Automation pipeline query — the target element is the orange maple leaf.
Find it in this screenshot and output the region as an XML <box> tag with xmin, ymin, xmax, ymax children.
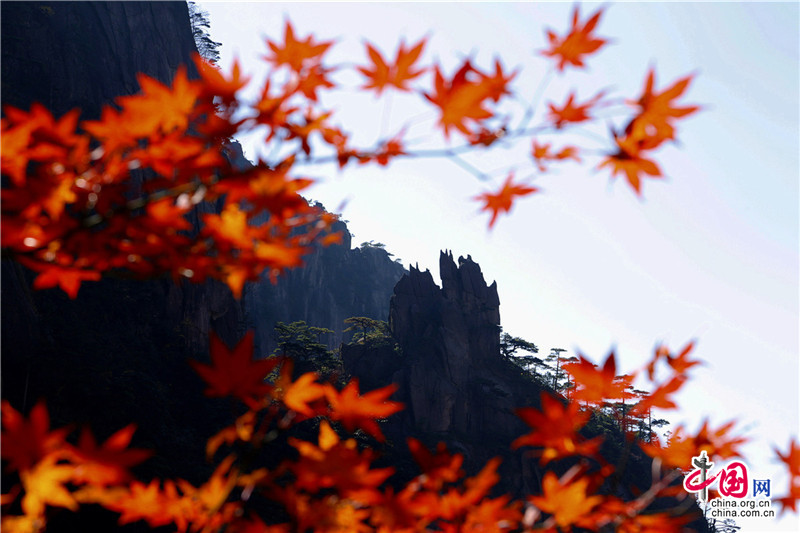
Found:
<box><xmin>407</xmin><ymin>438</ymin><xmax>464</xmax><ymax>490</ymax></box>
<box><xmin>426</xmin><ymin>457</ymin><xmax>504</xmax><ymax>523</ymax></box>
<box><xmin>531</xmin><ymin>140</ymin><xmax>581</xmax><ymax>172</ymax></box>
<box><xmin>480</xmin><ymin>59</ymin><xmax>517</xmax><ymax>103</ymax></box>
<box><xmin>774</xmin><ymin>439</ymin><xmax>800</xmax><ymax>514</ymax></box>
<box><xmin>542</xmin><ymin>6</ymin><xmax>608</xmax><ymax>71</ymax></box>
<box><xmin>190</xmin><ymin>331</ymin><xmax>279</xmax><ymax>407</ymax></box>
<box><xmin>776</xmin><ymin>439</ymin><xmax>800</xmax><ymax>478</ymax></box>
<box><xmin>1</xmin><ymin>401</ymin><xmax>70</xmax><ymax>473</ymax></box>
<box><xmin>424</xmin><ymin>60</ymin><xmax>497</xmax><ymax>139</ymax></box>
<box><xmin>474</xmin><ymin>172</ymin><xmax>538</xmax><ymax>229</ymax></box>
<box><xmin>296</xmin><ymin>64</ymin><xmax>336</xmax><ymax>101</ymax></box>
<box><xmin>19</xmin><ymin>456</ymin><xmax>78</xmax><ymax>518</ymax></box>
<box><xmin>101</xmin><ymin>479</ymin><xmax>182</xmax><ymax>529</ymax></box>
<box><xmin>463</xmin><ymin>494</ymin><xmax>522</xmax><ymax>532</ymax></box>
<box><xmin>565</xmin><ymin>352</ymin><xmax>632</xmax><ymax>404</ymax></box>
<box><xmin>626</xmin><ymin>69</ymin><xmax>699</xmax><ymax>147</ymax></box>
<box><xmin>264</xmin><ymin>21</ymin><xmax>333</xmax><ymax>73</ymax></box>
<box><xmin>597</xmin><ymin>132</ymin><xmax>662</xmax><ymax>196</ymax></box>
<box><xmin>529</xmin><ymin>472</ymin><xmax>602</xmax><ymax>529</ymax></box>
<box><xmin>285</xmin><ymin>108</ymin><xmax>333</xmax><ymax>155</ymax></box>
<box><xmin>324</xmin><ymin>380</ymin><xmax>403</xmax><ymax>441</ymax></box>
<box><xmin>363</xmin><ymin>132</ymin><xmax>407</xmax><ymax>166</ymax></box>
<box><xmin>0</xmin><ymin>119</ymin><xmax>34</xmax><ymax>186</ymax></box>
<box><xmin>193</xmin><ymin>54</ymin><xmax>251</xmax><ymax>105</ymax></box>
<box><xmin>145</xmin><ymin>198</ymin><xmax>192</xmax><ymax>232</ymax></box>
<box><xmin>68</xmin><ymin>425</ymin><xmax>153</xmax><ymax>486</ymax></box>
<box><xmin>281</xmin><ymin>372</ymin><xmax>327</xmax><ymax>417</ymax></box>
<box><xmin>358</xmin><ymin>38</ymin><xmax>427</xmax><ymax>95</ymax></box>
<box><xmin>252</xmin><ymin>79</ymin><xmax>298</xmax><ymax>137</ymax></box>
<box><xmin>513</xmin><ymin>393</ymin><xmax>601</xmax><ymax>464</ymax></box>
<box><xmin>289</xmin><ymin>420</ymin><xmax>394</xmax><ymax>494</ymax></box>
<box><xmin>547</xmin><ymin>90</ymin><xmax>605</xmax><ymax>128</ymax></box>
<box><xmin>664</xmin><ymin>340</ymin><xmax>702</xmax><ymax>375</ymax></box>
<box><xmin>630</xmin><ymin>375</ymin><xmax>686</xmax><ymax>415</ymax></box>
<box><xmin>117</xmin><ymin>66</ymin><xmax>199</xmax><ymax>137</ymax></box>
<box><xmin>23</xmin><ymin>262</ymin><xmax>100</xmax><ymax>300</ymax></box>
<box><xmin>641</xmin><ymin>420</ymin><xmax>747</xmax><ymax>469</ymax></box>
<box><xmin>206</xmin><ymin>410</ymin><xmax>257</xmax><ymax>459</ymax></box>
<box><xmin>201</xmin><ymin>203</ymin><xmax>253</xmax><ymax>251</ymax></box>
<box><xmin>468</xmin><ymin>126</ymin><xmax>507</xmax><ymax>147</ymax></box>
<box><xmin>175</xmin><ymin>456</ymin><xmax>239</xmax><ymax>531</ymax></box>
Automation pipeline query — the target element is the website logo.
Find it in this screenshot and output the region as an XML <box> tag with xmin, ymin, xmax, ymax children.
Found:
<box><xmin>683</xmin><ymin>451</ymin><xmax>750</xmax><ymax>501</ymax></box>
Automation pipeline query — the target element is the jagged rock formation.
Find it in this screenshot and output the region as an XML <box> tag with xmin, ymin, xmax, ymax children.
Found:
<box><xmin>352</xmin><ymin>251</ymin><xmax>543</xmax><ymax>495</ymax></box>
<box><xmin>344</xmin><ymin>252</ymin><xmax>709</xmax><ymax>531</ymax></box>
<box><xmin>389</xmin><ymin>251</ymin><xmax>514</xmax><ymax>435</ymax></box>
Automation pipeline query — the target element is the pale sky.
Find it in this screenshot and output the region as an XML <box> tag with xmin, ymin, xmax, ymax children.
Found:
<box><xmin>198</xmin><ymin>3</ymin><xmax>799</xmax><ymax>529</ymax></box>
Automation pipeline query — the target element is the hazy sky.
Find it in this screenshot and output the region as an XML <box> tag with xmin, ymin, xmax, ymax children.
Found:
<box><xmin>198</xmin><ymin>3</ymin><xmax>799</xmax><ymax>529</ymax></box>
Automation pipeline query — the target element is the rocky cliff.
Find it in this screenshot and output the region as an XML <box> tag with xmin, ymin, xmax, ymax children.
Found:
<box><xmin>0</xmin><ymin>0</ymin><xmax>403</xmax><ymax>481</ymax></box>
<box><xmin>245</xmin><ymin>230</ymin><xmax>405</xmax><ymax>357</ymax></box>
<box><xmin>345</xmin><ymin>251</ymin><xmax>543</xmax><ymax>495</ymax></box>
<box><xmin>344</xmin><ymin>252</ymin><xmax>708</xmax><ymax>529</ymax></box>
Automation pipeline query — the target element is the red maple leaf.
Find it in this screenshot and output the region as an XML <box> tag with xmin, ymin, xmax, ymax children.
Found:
<box><xmin>193</xmin><ymin>55</ymin><xmax>251</xmax><ymax>105</ymax></box>
<box><xmin>358</xmin><ymin>38</ymin><xmax>427</xmax><ymax>95</ymax></box>
<box><xmin>1</xmin><ymin>401</ymin><xmax>70</xmax><ymax>473</ymax></box>
<box><xmin>626</xmin><ymin>69</ymin><xmax>699</xmax><ymax>147</ymax></box>
<box><xmin>597</xmin><ymin>132</ymin><xmax>662</xmax><ymax>196</ymax></box>
<box><xmin>664</xmin><ymin>340</ymin><xmax>702</xmax><ymax>375</ymax></box>
<box><xmin>281</xmin><ymin>372</ymin><xmax>327</xmax><ymax>417</ymax></box>
<box><xmin>542</xmin><ymin>6</ymin><xmax>608</xmax><ymax>71</ymax></box>
<box><xmin>190</xmin><ymin>331</ymin><xmax>279</xmax><ymax>407</ymax></box>
<box><xmin>566</xmin><ymin>352</ymin><xmax>633</xmax><ymax>404</ymax></box>
<box><xmin>117</xmin><ymin>66</ymin><xmax>199</xmax><ymax>137</ymax></box>
<box><xmin>473</xmin><ymin>172</ymin><xmax>538</xmax><ymax>229</ymax></box>
<box><xmin>68</xmin><ymin>425</ymin><xmax>153</xmax><ymax>486</ymax></box>
<box><xmin>424</xmin><ymin>60</ymin><xmax>497</xmax><ymax>139</ymax></box>
<box><xmin>263</xmin><ymin>21</ymin><xmax>333</xmax><ymax>73</ymax></box>
<box><xmin>630</xmin><ymin>375</ymin><xmax>686</xmax><ymax>415</ymax></box>
<box><xmin>513</xmin><ymin>393</ymin><xmax>601</xmax><ymax>464</ymax></box>
<box><xmin>774</xmin><ymin>439</ymin><xmax>800</xmax><ymax>514</ymax></box>
<box><xmin>296</xmin><ymin>65</ymin><xmax>336</xmax><ymax>102</ymax></box>
<box><xmin>324</xmin><ymin>380</ymin><xmax>403</xmax><ymax>442</ymax></box>
<box><xmin>530</xmin><ymin>472</ymin><xmax>603</xmax><ymax>530</ymax></box>
<box><xmin>531</xmin><ymin>140</ymin><xmax>581</xmax><ymax>172</ymax></box>
<box><xmin>28</xmin><ymin>263</ymin><xmax>101</xmax><ymax>299</ymax></box>
<box><xmin>547</xmin><ymin>90</ymin><xmax>606</xmax><ymax>128</ymax></box>
<box><xmin>407</xmin><ymin>438</ymin><xmax>464</xmax><ymax>489</ymax></box>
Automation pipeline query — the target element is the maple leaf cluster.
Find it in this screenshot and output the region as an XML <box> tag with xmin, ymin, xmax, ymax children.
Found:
<box><xmin>4</xmin><ymin>330</ymin><xmax>798</xmax><ymax>532</ymax></box>
<box><xmin>0</xmin><ymin>58</ymin><xmax>339</xmax><ymax>299</ymax></box>
<box><xmin>1</xmin><ymin>6</ymin><xmax>701</xmax><ymax>302</ymax></box>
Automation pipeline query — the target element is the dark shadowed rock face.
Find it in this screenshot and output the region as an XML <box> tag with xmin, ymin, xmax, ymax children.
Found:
<box><xmin>1</xmin><ymin>1</ymin><xmax>244</xmax><ymax>487</ymax></box>
<box><xmin>348</xmin><ymin>252</ymin><xmax>708</xmax><ymax>531</ymax></box>
<box><xmin>1</xmin><ymin>2</ymin><xmax>201</xmax><ymax>121</ymax></box>
<box><xmin>0</xmin><ymin>0</ymin><xmax>404</xmax><ymax>486</ymax></box>
<box><xmin>378</xmin><ymin>251</ymin><xmax>545</xmax><ymax>495</ymax></box>
<box><xmin>245</xmin><ymin>230</ymin><xmax>406</xmax><ymax>357</ymax></box>
<box><xmin>389</xmin><ymin>251</ymin><xmax>515</xmax><ymax>434</ymax></box>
